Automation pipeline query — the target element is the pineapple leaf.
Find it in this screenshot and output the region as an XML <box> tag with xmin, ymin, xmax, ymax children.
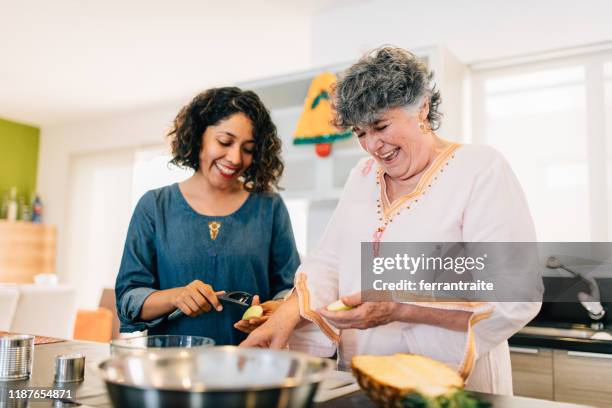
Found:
<box><xmin>400</xmin><ymin>389</ymin><xmax>491</xmax><ymax>408</ymax></box>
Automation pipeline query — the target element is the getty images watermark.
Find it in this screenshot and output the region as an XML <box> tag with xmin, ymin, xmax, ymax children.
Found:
<box><xmin>361</xmin><ymin>242</ymin><xmax>612</xmax><ymax>303</ymax></box>
<box><xmin>372</xmin><ymin>252</ymin><xmax>492</xmax><ymax>292</ymax></box>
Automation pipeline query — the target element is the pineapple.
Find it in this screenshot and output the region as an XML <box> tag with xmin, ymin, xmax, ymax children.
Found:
<box><xmin>351</xmin><ymin>354</ymin><xmax>489</xmax><ymax>408</ymax></box>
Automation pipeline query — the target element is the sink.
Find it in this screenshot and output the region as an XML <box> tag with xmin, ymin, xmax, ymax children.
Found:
<box><xmin>591</xmin><ymin>332</ymin><xmax>612</xmax><ymax>340</ymax></box>
<box><xmin>519</xmin><ymin>325</ymin><xmax>612</xmax><ymax>341</ymax></box>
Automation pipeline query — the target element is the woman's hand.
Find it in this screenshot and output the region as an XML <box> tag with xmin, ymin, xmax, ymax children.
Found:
<box><xmin>172</xmin><ymin>280</ymin><xmax>225</xmax><ymax>317</ymax></box>
<box><xmin>318</xmin><ymin>292</ymin><xmax>400</xmax><ymax>330</ymax></box>
<box><xmin>319</xmin><ymin>291</ymin><xmax>471</xmax><ymax>332</ymax></box>
<box><xmin>240</xmin><ymin>292</ymin><xmax>301</xmax><ymax>348</ymax></box>
<box><xmin>234</xmin><ymin>295</ymin><xmax>284</xmax><ymax>334</ymax></box>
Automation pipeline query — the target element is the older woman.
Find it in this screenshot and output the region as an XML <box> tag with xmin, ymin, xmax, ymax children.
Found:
<box><xmin>241</xmin><ymin>47</ymin><xmax>541</xmax><ymax>394</ymax></box>
<box><xmin>115</xmin><ymin>87</ymin><xmax>300</xmax><ymax>345</ymax></box>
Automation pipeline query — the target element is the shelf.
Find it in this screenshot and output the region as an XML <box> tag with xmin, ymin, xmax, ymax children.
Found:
<box><xmin>0</xmin><ymin>220</ymin><xmax>57</xmax><ymax>283</ymax></box>
<box><xmin>241</xmin><ymin>45</ymin><xmax>465</xmax><ymax>202</ymax></box>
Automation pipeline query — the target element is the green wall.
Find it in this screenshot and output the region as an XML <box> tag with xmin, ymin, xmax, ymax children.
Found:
<box><xmin>0</xmin><ymin>117</ymin><xmax>40</xmax><ymax>197</ymax></box>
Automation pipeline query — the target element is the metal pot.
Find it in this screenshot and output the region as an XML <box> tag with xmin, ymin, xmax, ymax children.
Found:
<box><xmin>98</xmin><ymin>346</ymin><xmax>334</xmax><ymax>408</ymax></box>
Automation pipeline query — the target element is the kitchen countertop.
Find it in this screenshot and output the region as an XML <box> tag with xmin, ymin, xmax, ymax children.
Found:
<box><xmin>0</xmin><ymin>340</ymin><xmax>591</xmax><ymax>407</ymax></box>
<box><xmin>317</xmin><ymin>391</ymin><xmax>591</xmax><ymax>408</ymax></box>
<box><xmin>510</xmin><ymin>322</ymin><xmax>612</xmax><ymax>354</ymax></box>
<box><xmin>0</xmin><ymin>340</ymin><xmax>110</xmax><ymax>407</ymax></box>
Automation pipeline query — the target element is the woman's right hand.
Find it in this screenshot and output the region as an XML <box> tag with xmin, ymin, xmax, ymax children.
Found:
<box><xmin>171</xmin><ymin>280</ymin><xmax>225</xmax><ymax>317</ymax></box>
<box><xmin>240</xmin><ymin>292</ymin><xmax>301</xmax><ymax>348</ymax></box>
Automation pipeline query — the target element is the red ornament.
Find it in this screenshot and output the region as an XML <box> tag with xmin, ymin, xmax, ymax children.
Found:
<box><xmin>315</xmin><ymin>143</ymin><xmax>332</xmax><ymax>157</ymax></box>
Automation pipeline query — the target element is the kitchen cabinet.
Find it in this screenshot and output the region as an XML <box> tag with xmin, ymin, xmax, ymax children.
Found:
<box><xmin>510</xmin><ymin>346</ymin><xmax>554</xmax><ymax>400</ymax></box>
<box><xmin>0</xmin><ymin>220</ymin><xmax>56</xmax><ymax>283</ymax></box>
<box><xmin>511</xmin><ymin>346</ymin><xmax>612</xmax><ymax>408</ymax></box>
<box><xmin>553</xmin><ymin>349</ymin><xmax>612</xmax><ymax>407</ymax></box>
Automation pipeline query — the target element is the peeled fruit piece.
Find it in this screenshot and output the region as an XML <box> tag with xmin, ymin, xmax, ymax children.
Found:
<box><xmin>241</xmin><ymin>305</ymin><xmax>263</xmax><ymax>320</ymax></box>
<box><xmin>326</xmin><ymin>299</ymin><xmax>353</xmax><ymax>312</ymax></box>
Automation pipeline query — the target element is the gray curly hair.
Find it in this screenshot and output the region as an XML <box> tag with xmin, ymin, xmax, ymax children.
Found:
<box><xmin>333</xmin><ymin>46</ymin><xmax>442</xmax><ymax>130</ymax></box>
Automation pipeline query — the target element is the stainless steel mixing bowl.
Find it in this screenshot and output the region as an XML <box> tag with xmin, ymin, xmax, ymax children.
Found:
<box><xmin>110</xmin><ymin>335</ymin><xmax>215</xmax><ymax>357</ymax></box>
<box><xmin>98</xmin><ymin>346</ymin><xmax>334</xmax><ymax>408</ymax></box>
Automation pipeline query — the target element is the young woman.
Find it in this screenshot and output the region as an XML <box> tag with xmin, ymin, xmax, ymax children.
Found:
<box><xmin>115</xmin><ymin>87</ymin><xmax>300</xmax><ymax>345</ymax></box>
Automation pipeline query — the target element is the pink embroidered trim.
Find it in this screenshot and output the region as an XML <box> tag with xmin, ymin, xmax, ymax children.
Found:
<box><xmin>373</xmin><ymin>228</ymin><xmax>384</xmax><ymax>257</ymax></box>
<box><xmin>361</xmin><ymin>159</ymin><xmax>374</xmax><ymax>177</ymax></box>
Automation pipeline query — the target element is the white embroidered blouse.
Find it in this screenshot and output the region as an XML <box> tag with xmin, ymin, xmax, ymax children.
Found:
<box><xmin>288</xmin><ymin>143</ymin><xmax>541</xmax><ymax>395</ymax></box>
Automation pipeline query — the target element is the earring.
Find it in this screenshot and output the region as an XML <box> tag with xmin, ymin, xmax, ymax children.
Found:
<box><xmin>418</xmin><ymin>121</ymin><xmax>426</xmax><ymax>131</ymax></box>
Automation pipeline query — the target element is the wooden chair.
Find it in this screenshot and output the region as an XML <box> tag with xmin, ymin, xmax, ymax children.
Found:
<box><xmin>73</xmin><ymin>308</ymin><xmax>113</xmax><ymax>342</ymax></box>
<box><xmin>99</xmin><ymin>288</ymin><xmax>120</xmax><ymax>340</ymax></box>
<box><xmin>73</xmin><ymin>288</ymin><xmax>120</xmax><ymax>342</ymax></box>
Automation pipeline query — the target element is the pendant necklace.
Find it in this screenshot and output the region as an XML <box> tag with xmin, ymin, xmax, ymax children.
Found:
<box><xmin>208</xmin><ymin>221</ymin><xmax>222</xmax><ymax>240</ymax></box>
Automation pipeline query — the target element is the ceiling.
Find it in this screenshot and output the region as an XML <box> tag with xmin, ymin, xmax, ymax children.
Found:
<box><xmin>4</xmin><ymin>0</ymin><xmax>610</xmax><ymax>129</ymax></box>
<box><xmin>0</xmin><ymin>0</ymin><xmax>357</xmax><ymax>127</ymax></box>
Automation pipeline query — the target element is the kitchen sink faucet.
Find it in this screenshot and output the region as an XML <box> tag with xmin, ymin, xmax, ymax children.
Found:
<box><xmin>546</xmin><ymin>256</ymin><xmax>606</xmax><ymax>321</ymax></box>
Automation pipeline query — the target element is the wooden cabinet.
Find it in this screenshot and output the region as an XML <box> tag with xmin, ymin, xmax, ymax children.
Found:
<box><xmin>510</xmin><ymin>346</ymin><xmax>554</xmax><ymax>400</ymax></box>
<box><xmin>553</xmin><ymin>349</ymin><xmax>612</xmax><ymax>408</ymax></box>
<box><xmin>511</xmin><ymin>346</ymin><xmax>612</xmax><ymax>408</ymax></box>
<box><xmin>0</xmin><ymin>220</ymin><xmax>56</xmax><ymax>283</ymax></box>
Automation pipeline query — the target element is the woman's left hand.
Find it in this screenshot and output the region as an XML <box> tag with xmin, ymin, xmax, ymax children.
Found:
<box><xmin>234</xmin><ymin>296</ymin><xmax>284</xmax><ymax>334</ymax></box>
<box><xmin>318</xmin><ymin>292</ymin><xmax>399</xmax><ymax>330</ymax></box>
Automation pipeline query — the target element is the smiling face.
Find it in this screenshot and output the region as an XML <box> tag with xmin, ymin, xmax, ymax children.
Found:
<box><xmin>355</xmin><ymin>105</ymin><xmax>435</xmax><ymax>182</ymax></box>
<box><xmin>199</xmin><ymin>112</ymin><xmax>255</xmax><ymax>190</ymax></box>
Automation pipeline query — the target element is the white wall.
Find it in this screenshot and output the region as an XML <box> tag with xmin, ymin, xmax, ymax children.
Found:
<box><xmin>310</xmin><ymin>0</ymin><xmax>612</xmax><ymax>244</ymax></box>
<box><xmin>311</xmin><ymin>0</ymin><xmax>612</xmax><ymax>66</ymax></box>
<box><xmin>37</xmin><ymin>102</ymin><xmax>181</xmax><ymax>284</ymax></box>
<box><xmin>65</xmin><ymin>149</ymin><xmax>134</xmax><ymax>308</ymax></box>
<box><xmin>2</xmin><ymin>1</ymin><xmax>317</xmax><ymax>127</ymax></box>
<box><xmin>37</xmin><ymin>0</ymin><xmax>612</xmax><ymax>290</ymax></box>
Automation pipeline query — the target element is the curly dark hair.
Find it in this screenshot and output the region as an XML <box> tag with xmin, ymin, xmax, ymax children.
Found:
<box><xmin>333</xmin><ymin>46</ymin><xmax>442</xmax><ymax>130</ymax></box>
<box><xmin>167</xmin><ymin>87</ymin><xmax>284</xmax><ymax>192</ymax></box>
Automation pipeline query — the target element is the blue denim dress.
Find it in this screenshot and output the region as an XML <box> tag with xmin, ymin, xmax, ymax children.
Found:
<box><xmin>115</xmin><ymin>183</ymin><xmax>299</xmax><ymax>345</ymax></box>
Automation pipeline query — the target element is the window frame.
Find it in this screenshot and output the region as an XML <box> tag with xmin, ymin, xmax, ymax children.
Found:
<box><xmin>470</xmin><ymin>49</ymin><xmax>612</xmax><ymax>241</ymax></box>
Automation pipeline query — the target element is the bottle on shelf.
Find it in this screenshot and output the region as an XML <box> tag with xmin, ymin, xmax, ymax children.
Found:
<box><xmin>19</xmin><ymin>195</ymin><xmax>31</xmax><ymax>221</ymax></box>
<box><xmin>31</xmin><ymin>195</ymin><xmax>43</xmax><ymax>224</ymax></box>
<box><xmin>6</xmin><ymin>187</ymin><xmax>18</xmax><ymax>222</ymax></box>
<box><xmin>0</xmin><ymin>191</ymin><xmax>8</xmax><ymax>219</ymax></box>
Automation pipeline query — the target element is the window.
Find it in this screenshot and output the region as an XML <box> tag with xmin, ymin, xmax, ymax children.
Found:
<box><xmin>66</xmin><ymin>148</ymin><xmax>135</xmax><ymax>309</ymax></box>
<box><xmin>131</xmin><ymin>146</ymin><xmax>192</xmax><ymax>208</ymax></box>
<box><xmin>604</xmin><ymin>61</ymin><xmax>612</xmax><ymax>241</ymax></box>
<box><xmin>65</xmin><ymin>146</ymin><xmax>191</xmax><ymax>309</ymax></box>
<box><xmin>471</xmin><ymin>51</ymin><xmax>612</xmax><ymax>241</ymax></box>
